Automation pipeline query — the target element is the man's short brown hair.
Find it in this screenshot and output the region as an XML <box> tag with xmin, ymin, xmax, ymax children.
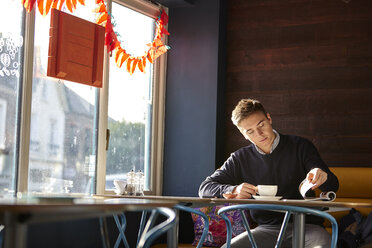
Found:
<box><xmin>231</xmin><ymin>99</ymin><xmax>268</xmax><ymax>126</ymax></box>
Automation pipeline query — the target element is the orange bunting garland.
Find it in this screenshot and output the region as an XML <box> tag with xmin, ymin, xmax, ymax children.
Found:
<box><xmin>22</xmin><ymin>0</ymin><xmax>84</xmax><ymax>16</ymax></box>
<box><xmin>94</xmin><ymin>0</ymin><xmax>170</xmax><ymax>74</ymax></box>
<box><xmin>20</xmin><ymin>0</ymin><xmax>170</xmax><ymax>75</ymax></box>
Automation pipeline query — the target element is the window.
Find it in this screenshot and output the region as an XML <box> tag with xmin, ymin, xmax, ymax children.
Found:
<box><xmin>28</xmin><ymin>2</ymin><xmax>98</xmax><ymax>194</ymax></box>
<box><xmin>30</xmin><ymin>114</ymin><xmax>40</xmax><ymax>152</ymax></box>
<box><xmin>105</xmin><ymin>2</ymin><xmax>155</xmax><ymax>192</ymax></box>
<box><xmin>1</xmin><ymin>0</ymin><xmax>167</xmax><ymax>196</ymax></box>
<box><xmin>0</xmin><ymin>99</ymin><xmax>7</xmax><ymax>149</ymax></box>
<box><xmin>97</xmin><ymin>0</ymin><xmax>168</xmax><ymax>195</ymax></box>
<box><xmin>48</xmin><ymin>119</ymin><xmax>59</xmax><ymax>156</ymax></box>
<box><xmin>0</xmin><ymin>0</ymin><xmax>24</xmax><ymax>196</ymax></box>
<box><xmin>67</xmin><ymin>125</ymin><xmax>78</xmax><ymax>156</ymax></box>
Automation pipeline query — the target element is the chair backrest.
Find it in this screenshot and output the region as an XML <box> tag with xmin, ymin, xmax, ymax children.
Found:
<box><xmin>217</xmin><ymin>204</ymin><xmax>338</xmax><ymax>248</ymax></box>
<box><xmin>174</xmin><ymin>205</ymin><xmax>210</xmax><ymax>248</ymax></box>
<box><xmin>137</xmin><ymin>207</ymin><xmax>176</xmax><ymax>248</ymax></box>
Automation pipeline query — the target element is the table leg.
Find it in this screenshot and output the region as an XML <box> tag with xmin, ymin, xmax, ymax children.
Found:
<box><xmin>4</xmin><ymin>213</ymin><xmax>27</xmax><ymax>248</ymax></box>
<box><xmin>137</xmin><ymin>210</ymin><xmax>148</xmax><ymax>246</ymax></box>
<box><xmin>167</xmin><ymin>208</ymin><xmax>179</xmax><ymax>248</ymax></box>
<box><xmin>293</xmin><ymin>213</ymin><xmax>305</xmax><ymax>248</ymax></box>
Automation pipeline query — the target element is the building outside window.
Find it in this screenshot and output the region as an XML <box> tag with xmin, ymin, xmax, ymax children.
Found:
<box><xmin>29</xmin><ymin>114</ymin><xmax>40</xmax><ymax>152</ymax></box>
<box><xmin>0</xmin><ymin>0</ymin><xmax>167</xmax><ymax>196</ymax></box>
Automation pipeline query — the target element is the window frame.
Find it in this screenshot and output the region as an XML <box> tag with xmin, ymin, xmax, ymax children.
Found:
<box><xmin>15</xmin><ymin>0</ymin><xmax>168</xmax><ymax>195</ymax></box>
<box><xmin>17</xmin><ymin>8</ymin><xmax>36</xmax><ymax>193</ymax></box>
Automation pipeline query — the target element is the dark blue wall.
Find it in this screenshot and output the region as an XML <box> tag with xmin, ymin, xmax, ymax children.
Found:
<box><xmin>162</xmin><ymin>0</ymin><xmax>224</xmax><ymax>196</ymax></box>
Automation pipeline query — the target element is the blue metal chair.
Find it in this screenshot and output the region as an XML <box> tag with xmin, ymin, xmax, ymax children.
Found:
<box><xmin>113</xmin><ymin>213</ymin><xmax>130</xmax><ymax>248</ymax></box>
<box><xmin>108</xmin><ymin>205</ymin><xmax>207</xmax><ymax>248</ymax></box>
<box><xmin>174</xmin><ymin>205</ymin><xmax>210</xmax><ymax>248</ymax></box>
<box><xmin>107</xmin><ymin>210</ymin><xmax>151</xmax><ymax>248</ymax></box>
<box><xmin>137</xmin><ymin>207</ymin><xmax>176</xmax><ymax>248</ymax></box>
<box><xmin>0</xmin><ymin>225</ymin><xmax>3</xmax><ymax>248</ymax></box>
<box><xmin>218</xmin><ymin>204</ymin><xmax>338</xmax><ymax>248</ymax></box>
<box><xmin>103</xmin><ymin>207</ymin><xmax>175</xmax><ymax>248</ymax></box>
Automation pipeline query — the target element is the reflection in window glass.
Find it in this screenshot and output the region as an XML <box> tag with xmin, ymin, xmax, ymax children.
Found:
<box><xmin>0</xmin><ymin>0</ymin><xmax>24</xmax><ymax>196</ymax></box>
<box><xmin>106</xmin><ymin>3</ymin><xmax>155</xmax><ymax>190</ymax></box>
<box><xmin>28</xmin><ymin>4</ymin><xmax>99</xmax><ymax>194</ymax></box>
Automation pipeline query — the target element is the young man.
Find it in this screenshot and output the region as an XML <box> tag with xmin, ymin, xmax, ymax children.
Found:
<box><xmin>199</xmin><ymin>99</ymin><xmax>339</xmax><ymax>248</ymax></box>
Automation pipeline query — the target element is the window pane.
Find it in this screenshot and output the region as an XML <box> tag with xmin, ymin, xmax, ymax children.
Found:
<box><xmin>106</xmin><ymin>3</ymin><xmax>155</xmax><ymax>190</ymax></box>
<box><xmin>29</xmin><ymin>4</ymin><xmax>99</xmax><ymax>194</ymax></box>
<box><xmin>0</xmin><ymin>0</ymin><xmax>24</xmax><ymax>196</ymax></box>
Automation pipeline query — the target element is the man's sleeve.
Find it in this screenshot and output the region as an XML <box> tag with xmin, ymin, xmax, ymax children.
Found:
<box><xmin>302</xmin><ymin>139</ymin><xmax>339</xmax><ymax>192</ymax></box>
<box><xmin>198</xmin><ymin>155</ymin><xmax>241</xmax><ymax>198</ymax></box>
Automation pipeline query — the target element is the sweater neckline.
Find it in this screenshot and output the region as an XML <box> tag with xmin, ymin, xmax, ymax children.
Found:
<box><xmin>256</xmin><ymin>133</ymin><xmax>287</xmax><ymax>157</ymax></box>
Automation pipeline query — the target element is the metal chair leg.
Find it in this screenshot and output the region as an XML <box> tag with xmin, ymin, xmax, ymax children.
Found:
<box><xmin>113</xmin><ymin>213</ymin><xmax>130</xmax><ymax>248</ymax></box>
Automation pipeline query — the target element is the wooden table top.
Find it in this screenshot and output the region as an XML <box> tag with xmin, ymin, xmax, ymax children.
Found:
<box><xmin>0</xmin><ymin>195</ymin><xmax>177</xmax><ymax>213</ymax></box>
<box><xmin>95</xmin><ymin>194</ymin><xmax>372</xmax><ymax>209</ymax></box>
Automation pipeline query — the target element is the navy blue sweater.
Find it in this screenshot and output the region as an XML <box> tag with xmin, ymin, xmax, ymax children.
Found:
<box><xmin>199</xmin><ymin>134</ymin><xmax>339</xmax><ymax>225</ymax></box>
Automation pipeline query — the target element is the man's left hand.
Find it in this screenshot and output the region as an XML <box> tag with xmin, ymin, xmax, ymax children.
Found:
<box><xmin>306</xmin><ymin>168</ymin><xmax>328</xmax><ymax>190</ymax></box>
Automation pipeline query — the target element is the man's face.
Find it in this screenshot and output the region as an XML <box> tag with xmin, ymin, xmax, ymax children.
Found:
<box><xmin>237</xmin><ymin>111</ymin><xmax>275</xmax><ymax>153</ymax></box>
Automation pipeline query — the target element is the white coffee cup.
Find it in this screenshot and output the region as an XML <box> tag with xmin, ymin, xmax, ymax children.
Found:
<box><xmin>113</xmin><ymin>179</ymin><xmax>127</xmax><ymax>195</ymax></box>
<box><xmin>257</xmin><ymin>185</ymin><xmax>278</xmax><ymax>196</ymax></box>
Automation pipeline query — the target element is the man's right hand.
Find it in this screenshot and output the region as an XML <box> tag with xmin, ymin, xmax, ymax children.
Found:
<box><xmin>223</xmin><ymin>183</ymin><xmax>258</xmax><ymax>199</ymax></box>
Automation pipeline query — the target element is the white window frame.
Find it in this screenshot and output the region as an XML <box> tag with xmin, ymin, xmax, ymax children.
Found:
<box><xmin>16</xmin><ymin>0</ymin><xmax>168</xmax><ymax>195</ymax></box>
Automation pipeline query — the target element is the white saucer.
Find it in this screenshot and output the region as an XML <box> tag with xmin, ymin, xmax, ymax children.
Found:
<box><xmin>252</xmin><ymin>195</ymin><xmax>282</xmax><ymax>201</ymax></box>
